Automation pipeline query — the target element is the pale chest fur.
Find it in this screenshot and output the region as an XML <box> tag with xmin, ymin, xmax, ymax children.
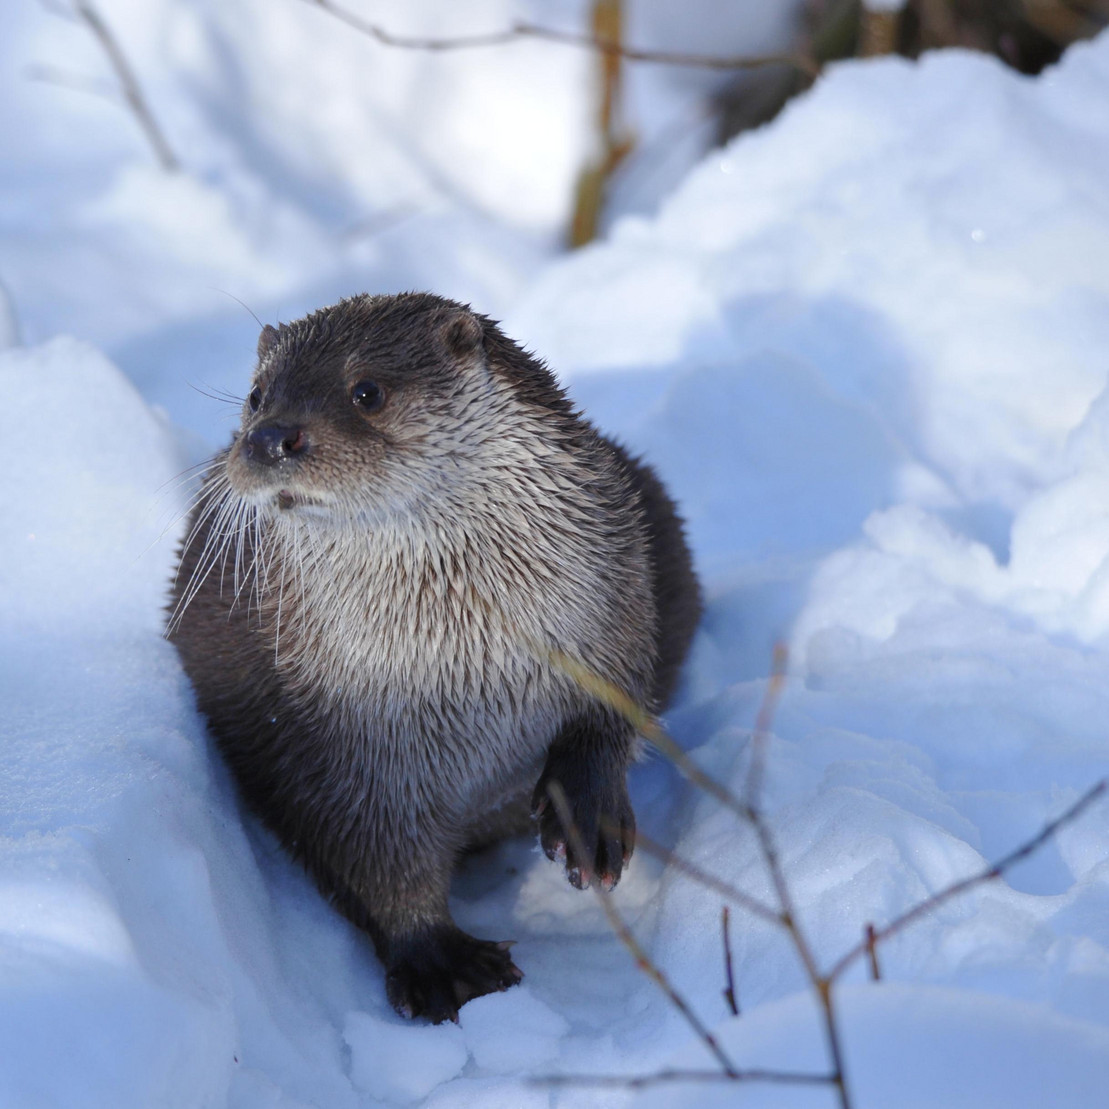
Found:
<box><xmin>259</xmin><ymin>488</ymin><xmax>641</xmax><ymax>796</ymax></box>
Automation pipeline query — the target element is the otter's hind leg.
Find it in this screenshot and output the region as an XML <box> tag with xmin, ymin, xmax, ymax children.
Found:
<box><xmin>309</xmin><ymin>808</ymin><xmax>523</xmax><ymax>1023</ymax></box>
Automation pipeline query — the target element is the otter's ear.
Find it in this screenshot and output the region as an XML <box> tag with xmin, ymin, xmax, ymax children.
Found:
<box><xmin>257</xmin><ymin>324</ymin><xmax>280</xmax><ymax>362</ymax></box>
<box><xmin>440</xmin><ymin>310</ymin><xmax>484</xmax><ymax>360</ymax></box>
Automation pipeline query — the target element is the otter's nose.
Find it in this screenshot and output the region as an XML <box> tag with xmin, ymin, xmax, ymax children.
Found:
<box><xmin>245</xmin><ymin>424</ymin><xmax>308</xmax><ymax>466</ymax></box>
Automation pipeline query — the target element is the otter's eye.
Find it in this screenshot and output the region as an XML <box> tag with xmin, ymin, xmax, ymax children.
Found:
<box><xmin>351</xmin><ymin>380</ymin><xmax>385</xmax><ymax>412</ymax></box>
<box><xmin>248</xmin><ymin>386</ymin><xmax>262</xmax><ymax>412</ymax></box>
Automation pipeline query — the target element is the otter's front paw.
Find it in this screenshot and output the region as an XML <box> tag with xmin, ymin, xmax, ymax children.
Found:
<box><xmin>385</xmin><ymin>926</ymin><xmax>523</xmax><ymax>1024</ymax></box>
<box><xmin>532</xmin><ymin>770</ymin><xmax>636</xmax><ymax>892</ymax></box>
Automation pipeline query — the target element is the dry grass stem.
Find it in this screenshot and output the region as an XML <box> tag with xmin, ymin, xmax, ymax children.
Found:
<box><xmin>743</xmin><ymin>642</ymin><xmax>788</xmax><ymax>809</ymax></box>
<box><xmin>549</xmin><ymin>648</ymin><xmax>755</xmax><ymax>825</ymax></box>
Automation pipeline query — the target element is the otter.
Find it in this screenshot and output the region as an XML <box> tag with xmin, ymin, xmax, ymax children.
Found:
<box><xmin>169</xmin><ymin>292</ymin><xmax>701</xmax><ymax>1023</ymax></box>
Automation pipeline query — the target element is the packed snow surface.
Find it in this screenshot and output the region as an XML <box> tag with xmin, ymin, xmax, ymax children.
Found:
<box><xmin>3</xmin><ymin>13</ymin><xmax>1109</xmax><ymax>1109</ymax></box>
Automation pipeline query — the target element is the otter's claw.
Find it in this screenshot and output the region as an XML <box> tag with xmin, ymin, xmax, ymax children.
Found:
<box><xmin>532</xmin><ymin>775</ymin><xmax>636</xmax><ymax>891</ymax></box>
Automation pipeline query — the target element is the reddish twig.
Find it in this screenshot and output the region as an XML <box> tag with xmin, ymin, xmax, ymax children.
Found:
<box><xmin>865</xmin><ymin>924</ymin><xmax>881</xmax><ymax>982</ymax></box>
<box><xmin>301</xmin><ymin>0</ymin><xmax>821</xmax><ymax>78</ymax></box>
<box><xmin>722</xmin><ymin>906</ymin><xmax>739</xmax><ymax>1016</ymax></box>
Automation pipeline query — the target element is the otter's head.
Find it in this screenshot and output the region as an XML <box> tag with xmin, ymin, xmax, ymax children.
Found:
<box><xmin>224</xmin><ymin>293</ymin><xmax>572</xmax><ymax>526</ymax></box>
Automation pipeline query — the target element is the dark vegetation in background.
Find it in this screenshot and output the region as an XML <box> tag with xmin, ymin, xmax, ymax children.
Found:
<box><xmin>575</xmin><ymin>0</ymin><xmax>1109</xmax><ymax>241</ymax></box>
<box><xmin>717</xmin><ymin>0</ymin><xmax>1108</xmax><ymax>165</ymax></box>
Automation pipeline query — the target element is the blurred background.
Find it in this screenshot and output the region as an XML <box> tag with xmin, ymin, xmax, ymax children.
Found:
<box><xmin>1</xmin><ymin>0</ymin><xmax>1105</xmax><ymax>436</ymax></box>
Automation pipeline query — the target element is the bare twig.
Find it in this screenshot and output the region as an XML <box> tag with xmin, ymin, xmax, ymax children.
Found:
<box><xmin>26</xmin><ymin>63</ymin><xmax>118</xmax><ymax>100</ymax></box>
<box><xmin>735</xmin><ymin>653</ymin><xmax>852</xmax><ymax>1106</ymax></box>
<box><xmin>722</xmin><ymin>907</ymin><xmax>739</xmax><ymax>1016</ymax></box>
<box><xmin>748</xmin><ymin>803</ymin><xmax>853</xmax><ymax>1109</ymax></box>
<box><xmin>555</xmin><ymin>649</ymin><xmax>851</xmax><ymax>1105</ymax></box>
<box><xmin>632</xmin><ymin>827</ymin><xmax>783</xmax><ymax>927</ymax></box>
<box><xmin>546</xmin><ymin>782</ymin><xmax>743</xmax><ymax>1078</ymax></box>
<box><xmin>301</xmin><ymin>0</ymin><xmax>821</xmax><ymax>78</ymax></box>
<box><xmin>69</xmin><ymin>0</ymin><xmax>180</xmax><ymax>170</ymax></box>
<box><xmin>827</xmin><ymin>779</ymin><xmax>1108</xmax><ymax>982</ymax></box>
<box><xmin>865</xmin><ymin>923</ymin><xmax>881</xmax><ymax>982</ymax></box>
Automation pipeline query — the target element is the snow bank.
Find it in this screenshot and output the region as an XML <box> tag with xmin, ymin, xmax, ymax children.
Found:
<box><xmin>4</xmin><ymin>23</ymin><xmax>1109</xmax><ymax>1109</ymax></box>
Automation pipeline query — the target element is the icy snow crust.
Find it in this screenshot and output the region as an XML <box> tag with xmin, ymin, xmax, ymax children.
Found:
<box><xmin>4</xmin><ymin>29</ymin><xmax>1109</xmax><ymax>1109</ymax></box>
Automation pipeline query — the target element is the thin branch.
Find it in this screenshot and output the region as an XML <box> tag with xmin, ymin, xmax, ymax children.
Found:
<box><xmin>546</xmin><ymin>782</ymin><xmax>741</xmax><ymax>1078</ymax></box>
<box><xmin>301</xmin><ymin>0</ymin><xmax>821</xmax><ymax>78</ymax></box>
<box><xmin>864</xmin><ymin>924</ymin><xmax>881</xmax><ymax>982</ymax></box>
<box><xmin>537</xmin><ymin>1066</ymin><xmax>836</xmax><ymax>1090</ymax></box>
<box><xmin>749</xmin><ymin>809</ymin><xmax>853</xmax><ymax>1109</ymax></box>
<box><xmin>827</xmin><ymin>779</ymin><xmax>1107</xmax><ymax>982</ymax></box>
<box><xmin>71</xmin><ymin>0</ymin><xmax>180</xmax><ymax>170</ymax></box>
<box><xmin>720</xmin><ymin>651</ymin><xmax>853</xmax><ymax>1109</ymax></box>
<box><xmin>633</xmin><ymin>827</ymin><xmax>784</xmax><ymax>928</ymax></box>
<box><xmin>25</xmin><ymin>64</ymin><xmax>118</xmax><ymax>100</ymax></box>
<box><xmin>722</xmin><ymin>907</ymin><xmax>739</xmax><ymax>1016</ymax></box>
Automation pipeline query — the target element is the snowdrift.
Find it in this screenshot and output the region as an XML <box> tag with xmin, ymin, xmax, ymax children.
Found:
<box><xmin>4</xmin><ymin>30</ymin><xmax>1109</xmax><ymax>1109</ymax></box>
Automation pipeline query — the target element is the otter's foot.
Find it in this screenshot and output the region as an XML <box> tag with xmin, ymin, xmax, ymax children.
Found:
<box><xmin>532</xmin><ymin>763</ymin><xmax>636</xmax><ymax>892</ymax></box>
<box><xmin>385</xmin><ymin>926</ymin><xmax>523</xmax><ymax>1023</ymax></box>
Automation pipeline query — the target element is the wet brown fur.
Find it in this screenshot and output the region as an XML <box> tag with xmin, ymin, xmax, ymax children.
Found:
<box><xmin>169</xmin><ymin>292</ymin><xmax>701</xmax><ymax>1022</ymax></box>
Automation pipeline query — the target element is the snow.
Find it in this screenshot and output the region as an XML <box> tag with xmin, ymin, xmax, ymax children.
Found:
<box><xmin>3</xmin><ymin>5</ymin><xmax>1109</xmax><ymax>1107</ymax></box>
<box><xmin>640</xmin><ymin>985</ymin><xmax>1109</xmax><ymax>1109</ymax></box>
<box><xmin>344</xmin><ymin>1013</ymin><xmax>468</xmax><ymax>1102</ymax></box>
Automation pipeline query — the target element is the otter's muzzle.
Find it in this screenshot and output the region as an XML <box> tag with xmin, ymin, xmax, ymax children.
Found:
<box><xmin>245</xmin><ymin>425</ymin><xmax>308</xmax><ymax>466</ymax></box>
